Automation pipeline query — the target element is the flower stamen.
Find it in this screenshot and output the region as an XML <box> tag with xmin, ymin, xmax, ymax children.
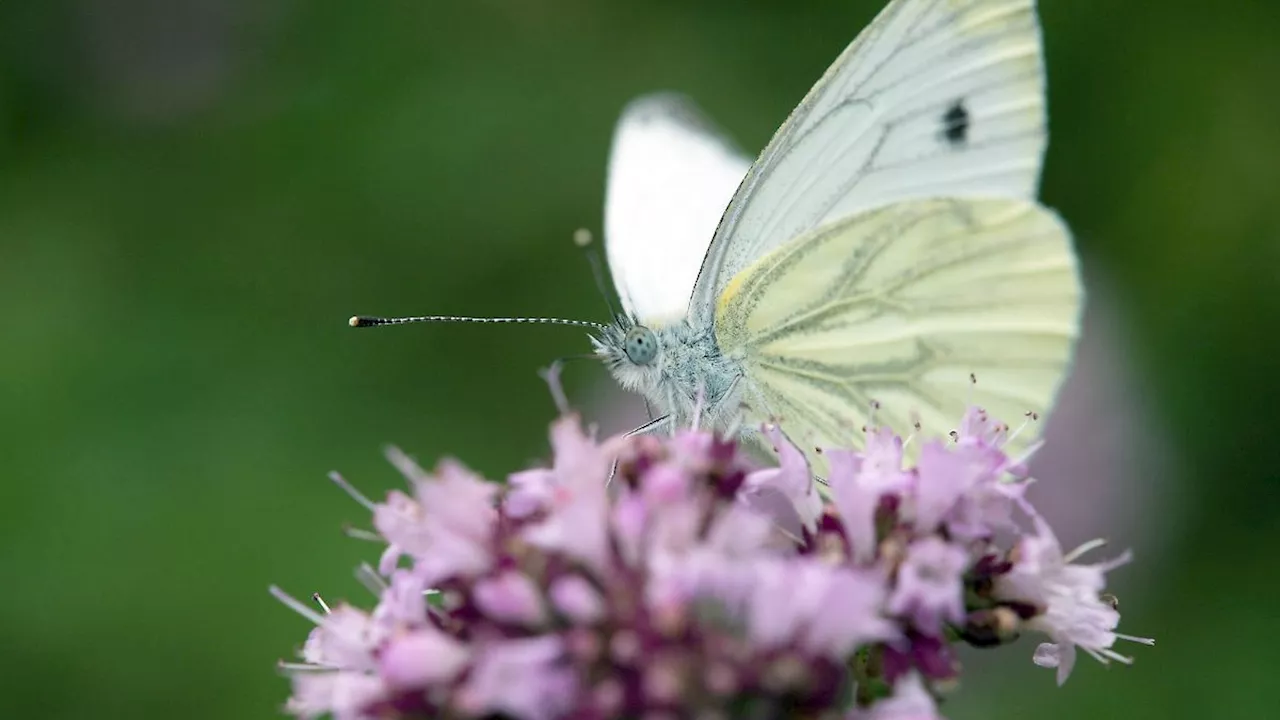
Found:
<box><xmin>328</xmin><ymin>471</ymin><xmax>376</xmax><ymax>512</ymax></box>
<box><xmin>269</xmin><ymin>585</ymin><xmax>327</xmax><ymax>626</ymax></box>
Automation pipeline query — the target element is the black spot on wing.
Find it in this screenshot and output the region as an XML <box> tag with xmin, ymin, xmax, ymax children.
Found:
<box><xmin>942</xmin><ymin>100</ymin><xmax>970</xmax><ymax>146</ymax></box>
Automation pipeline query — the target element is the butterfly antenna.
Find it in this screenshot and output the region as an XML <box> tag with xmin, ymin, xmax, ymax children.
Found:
<box><xmin>349</xmin><ymin>315</ymin><xmax>607</xmax><ymax>330</ymax></box>
<box><xmin>573</xmin><ymin>228</ymin><xmax>624</xmax><ymax>325</ymax></box>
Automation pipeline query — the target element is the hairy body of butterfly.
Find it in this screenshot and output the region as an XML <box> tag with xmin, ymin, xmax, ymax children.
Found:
<box><xmin>593</xmin><ymin>319</ymin><xmax>746</xmax><ymax>433</ymax></box>
<box><xmin>593</xmin><ymin>0</ymin><xmax>1082</xmax><ymax>472</ymax></box>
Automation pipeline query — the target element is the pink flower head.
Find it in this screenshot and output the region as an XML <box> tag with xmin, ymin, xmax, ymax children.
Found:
<box><xmin>954</xmin><ymin>405</ymin><xmax>1036</xmax><ymax>479</ymax></box>
<box><xmin>645</xmin><ymin>503</ymin><xmax>776</xmax><ymax>613</ymax></box>
<box><xmin>803</xmin><ymin>566</ymin><xmax>901</xmax><ymax>657</ymax></box>
<box><xmin>370</xmin><ymin>570</ymin><xmax>427</xmax><ymax>636</ymax></box>
<box><xmin>548</xmin><ymin>574</ymin><xmax>606</xmax><ymax>624</ymax></box>
<box><xmin>639</xmin><ymin>459</ymin><xmax>694</xmax><ymax>506</ymax></box>
<box><xmin>274</xmin><ymin>402</ymin><xmax>1151</xmax><ymax>717</ymax></box>
<box><xmin>945</xmin><ymin>470</ymin><xmax>1025</xmax><ymax>541</ymax></box>
<box><xmin>912</xmin><ymin>442</ymin><xmax>988</xmax><ymax>534</ymax></box>
<box><xmin>887</xmin><ymin>537</ymin><xmax>969</xmax><ymax>635</ymax></box>
<box><xmin>912</xmin><ymin>440</ymin><xmax>1025</xmax><ymax>541</ymax></box>
<box><xmin>456</xmin><ymin>637</ymin><xmax>576</xmax><ymax>720</ymax></box>
<box><xmin>995</xmin><ymin>510</ymin><xmax>1154</xmax><ymax>684</ymax></box>
<box><xmin>302</xmin><ymin>604</ymin><xmax>382</xmax><ymax>671</ymax></box>
<box><xmin>848</xmin><ymin>673</ymin><xmax>944</xmax><ymax>720</ymax></box>
<box><xmin>742</xmin><ymin>425</ymin><xmax>823</xmax><ymax>538</ymax></box>
<box><xmin>270</xmin><ymin>587</ymin><xmax>390</xmax><ymax>720</ymax></box>
<box><xmin>474</xmin><ymin>570</ymin><xmax>548</xmax><ymax>626</ymax></box>
<box><xmin>957</xmin><ymin>406</ymin><xmax>1006</xmax><ymax>448</ymax></box>
<box><xmin>608</xmin><ymin>488</ymin><xmax>649</xmax><ymax>567</ymax></box>
<box><xmin>286</xmin><ymin>671</ymin><xmax>387</xmax><ymax>720</ymax></box>
<box><xmin>374</xmin><ymin>451</ymin><xmax>497</xmax><ymax>582</ymax></box>
<box><xmin>521</xmin><ymin>416</ymin><xmax>614</xmax><ymax>574</ymax></box>
<box><xmin>504</xmin><ymin>467</ymin><xmax>555</xmax><ymax>519</ymax></box>
<box><xmin>862</xmin><ymin>426</ymin><xmax>910</xmax><ymax>484</ymax></box>
<box><xmin>747</xmin><ymin>558</ymin><xmax>898</xmax><ymax>658</ymax></box>
<box><xmin>826</xmin><ymin>428</ymin><xmax>911</xmax><ymax>563</ymax></box>
<box><xmin>666</xmin><ymin>426</ymin><xmax>737</xmax><ymax>473</ymax></box>
<box><xmin>378</xmin><ymin>627</ymin><xmax>470</xmax><ymax>690</ymax></box>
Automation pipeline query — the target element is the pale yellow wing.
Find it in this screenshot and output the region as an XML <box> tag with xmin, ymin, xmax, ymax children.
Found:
<box><xmin>689</xmin><ymin>0</ymin><xmax>1049</xmax><ymax>326</ymax></box>
<box><xmin>714</xmin><ymin>197</ymin><xmax>1081</xmax><ymax>471</ymax></box>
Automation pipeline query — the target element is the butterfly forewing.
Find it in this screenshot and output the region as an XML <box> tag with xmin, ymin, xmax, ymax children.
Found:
<box><xmin>604</xmin><ymin>94</ymin><xmax>750</xmax><ymax>327</ymax></box>
<box><xmin>714</xmin><ymin>197</ymin><xmax>1081</xmax><ymax>470</ymax></box>
<box><xmin>689</xmin><ymin>0</ymin><xmax>1048</xmax><ymax>325</ymax></box>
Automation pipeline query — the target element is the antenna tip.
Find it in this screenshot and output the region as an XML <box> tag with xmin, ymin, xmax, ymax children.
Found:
<box><xmin>573</xmin><ymin>228</ymin><xmax>593</xmax><ymax>248</ymax></box>
<box><xmin>349</xmin><ymin>316</ymin><xmax>380</xmax><ymax>328</ymax></box>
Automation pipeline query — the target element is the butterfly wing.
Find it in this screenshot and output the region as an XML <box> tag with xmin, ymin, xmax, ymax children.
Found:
<box><xmin>604</xmin><ymin>93</ymin><xmax>751</xmax><ymax>327</ymax></box>
<box><xmin>715</xmin><ymin>198</ymin><xmax>1081</xmax><ymax>468</ymax></box>
<box><xmin>689</xmin><ymin>0</ymin><xmax>1049</xmax><ymax>324</ymax></box>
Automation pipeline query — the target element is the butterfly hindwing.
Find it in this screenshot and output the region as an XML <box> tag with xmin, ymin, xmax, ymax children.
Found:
<box><xmin>714</xmin><ymin>197</ymin><xmax>1081</xmax><ymax>467</ymax></box>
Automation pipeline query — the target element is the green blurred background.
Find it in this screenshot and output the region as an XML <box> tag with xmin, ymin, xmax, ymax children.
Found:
<box><xmin>2</xmin><ymin>0</ymin><xmax>1277</xmax><ymax>718</ymax></box>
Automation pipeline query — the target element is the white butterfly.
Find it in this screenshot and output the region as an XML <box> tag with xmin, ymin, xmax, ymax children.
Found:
<box><xmin>351</xmin><ymin>0</ymin><xmax>1081</xmax><ymax>472</ymax></box>
<box><xmin>593</xmin><ymin>0</ymin><xmax>1082</xmax><ymax>469</ymax></box>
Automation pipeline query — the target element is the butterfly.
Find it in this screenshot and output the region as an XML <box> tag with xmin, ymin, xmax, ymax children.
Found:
<box><xmin>353</xmin><ymin>0</ymin><xmax>1082</xmax><ymax>473</ymax></box>
<box><xmin>592</xmin><ymin>0</ymin><xmax>1081</xmax><ymax>469</ymax></box>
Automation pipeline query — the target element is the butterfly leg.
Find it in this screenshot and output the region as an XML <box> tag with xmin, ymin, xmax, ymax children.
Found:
<box><xmin>664</xmin><ymin>385</ymin><xmax>680</xmax><ymax>436</ymax></box>
<box><xmin>606</xmin><ymin>414</ymin><xmax>673</xmax><ymax>488</ymax></box>
<box><xmin>626</xmin><ymin>414</ymin><xmax>672</xmax><ymax>437</ymax></box>
<box><xmin>694</xmin><ymin>374</ymin><xmax>743</xmax><ymax>435</ymax></box>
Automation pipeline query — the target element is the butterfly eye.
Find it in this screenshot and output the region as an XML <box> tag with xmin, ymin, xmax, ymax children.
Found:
<box><xmin>623</xmin><ymin>326</ymin><xmax>658</xmax><ymax>365</ymax></box>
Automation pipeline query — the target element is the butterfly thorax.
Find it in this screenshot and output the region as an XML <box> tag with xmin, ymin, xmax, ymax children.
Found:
<box><xmin>594</xmin><ymin>317</ymin><xmax>745</xmax><ymax>431</ymax></box>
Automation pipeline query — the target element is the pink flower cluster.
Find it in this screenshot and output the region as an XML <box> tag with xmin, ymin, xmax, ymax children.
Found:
<box><xmin>273</xmin><ymin>407</ymin><xmax>1151</xmax><ymax>719</ymax></box>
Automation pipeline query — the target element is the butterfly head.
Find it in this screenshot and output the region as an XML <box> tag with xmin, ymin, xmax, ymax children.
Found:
<box><xmin>592</xmin><ymin>316</ymin><xmax>667</xmax><ymax>397</ymax></box>
<box><xmin>622</xmin><ymin>326</ymin><xmax>658</xmax><ymax>365</ymax></box>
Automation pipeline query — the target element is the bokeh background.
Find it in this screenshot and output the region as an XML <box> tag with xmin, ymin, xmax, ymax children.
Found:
<box><xmin>3</xmin><ymin>0</ymin><xmax>1277</xmax><ymax>718</ymax></box>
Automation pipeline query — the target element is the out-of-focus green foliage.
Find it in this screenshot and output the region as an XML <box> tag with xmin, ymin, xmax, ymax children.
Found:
<box><xmin>1</xmin><ymin>1</ymin><xmax>1276</xmax><ymax>718</ymax></box>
